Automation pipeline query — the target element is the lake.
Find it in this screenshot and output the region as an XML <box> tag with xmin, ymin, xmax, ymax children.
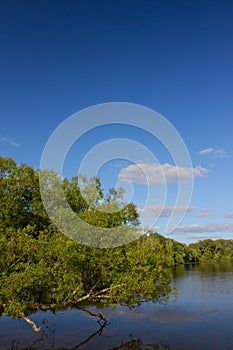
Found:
<box><xmin>1</xmin><ymin>262</ymin><xmax>233</xmax><ymax>349</ymax></box>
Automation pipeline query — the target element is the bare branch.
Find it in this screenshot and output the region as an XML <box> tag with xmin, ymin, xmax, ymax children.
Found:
<box><xmin>91</xmin><ymin>295</ymin><xmax>110</xmax><ymax>300</ymax></box>
<box><xmin>92</xmin><ymin>283</ymin><xmax>125</xmax><ymax>296</ymax></box>
<box><xmin>22</xmin><ymin>316</ymin><xmax>41</xmax><ymax>332</ymax></box>
<box><xmin>74</xmin><ymin>283</ymin><xmax>125</xmax><ymax>303</ymax></box>
<box><xmin>72</xmin><ymin>283</ymin><xmax>82</xmax><ymax>297</ymax></box>
<box><xmin>89</xmin><ymin>277</ymin><xmax>101</xmax><ymax>294</ymax></box>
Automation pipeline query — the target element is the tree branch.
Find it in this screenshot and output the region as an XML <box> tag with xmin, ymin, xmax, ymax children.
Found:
<box><xmin>1</xmin><ymin>283</ymin><xmax>126</xmax><ymax>333</ymax></box>
<box><xmin>73</xmin><ymin>283</ymin><xmax>125</xmax><ymax>303</ymax></box>
<box><xmin>22</xmin><ymin>316</ymin><xmax>41</xmax><ymax>332</ymax></box>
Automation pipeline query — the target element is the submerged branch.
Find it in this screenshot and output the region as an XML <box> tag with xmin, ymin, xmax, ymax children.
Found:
<box><xmin>22</xmin><ymin>316</ymin><xmax>41</xmax><ymax>332</ymax></box>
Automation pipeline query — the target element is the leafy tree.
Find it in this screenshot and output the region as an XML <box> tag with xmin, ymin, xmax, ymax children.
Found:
<box><xmin>0</xmin><ymin>225</ymin><xmax>175</xmax><ymax>328</ymax></box>
<box><xmin>190</xmin><ymin>239</ymin><xmax>233</xmax><ymax>262</ymax></box>
<box><xmin>0</xmin><ymin>157</ymin><xmax>50</xmax><ymax>232</ymax></box>
<box><xmin>0</xmin><ymin>156</ymin><xmax>174</xmax><ymax>331</ymax></box>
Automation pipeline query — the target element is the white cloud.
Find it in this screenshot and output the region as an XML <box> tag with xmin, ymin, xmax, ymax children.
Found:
<box><xmin>199</xmin><ymin>147</ymin><xmax>227</xmax><ymax>158</ymax></box>
<box><xmin>138</xmin><ymin>204</ymin><xmax>197</xmax><ymax>217</ymax></box>
<box><xmin>173</xmin><ymin>223</ymin><xmax>233</xmax><ymax>234</ymax></box>
<box><xmin>195</xmin><ymin>212</ymin><xmax>212</xmax><ymax>218</ymax></box>
<box><xmin>187</xmin><ymin>234</ymin><xmax>222</xmax><ymax>240</ymax></box>
<box><xmin>0</xmin><ymin>137</ymin><xmax>20</xmax><ymax>147</ymax></box>
<box><xmin>199</xmin><ymin>147</ymin><xmax>214</xmax><ymax>155</ymax></box>
<box><xmin>118</xmin><ymin>163</ymin><xmax>208</xmax><ymax>184</ymax></box>
<box><xmin>195</xmin><ymin>207</ymin><xmax>212</xmax><ymax>218</ymax></box>
<box><xmin>193</xmin><ymin>165</ymin><xmax>208</xmax><ymax>177</ymax></box>
<box><xmin>214</xmin><ymin>149</ymin><xmax>227</xmax><ymax>158</ymax></box>
<box><xmin>224</xmin><ymin>212</ymin><xmax>233</xmax><ymax>219</ymax></box>
<box><xmin>150</xmin><ymin>225</ymin><xmax>161</xmax><ymax>232</ymax></box>
<box><xmin>113</xmin><ymin>160</ymin><xmax>130</xmax><ymax>169</ymax></box>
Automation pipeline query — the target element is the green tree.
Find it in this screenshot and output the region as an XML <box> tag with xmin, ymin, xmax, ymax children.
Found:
<box><xmin>0</xmin><ymin>157</ymin><xmax>50</xmax><ymax>232</ymax></box>
<box><xmin>0</xmin><ymin>157</ymin><xmax>175</xmax><ymax>331</ymax></box>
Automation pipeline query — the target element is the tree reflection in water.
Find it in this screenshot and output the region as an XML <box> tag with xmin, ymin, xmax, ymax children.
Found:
<box><xmin>109</xmin><ymin>338</ymin><xmax>171</xmax><ymax>349</ymax></box>
<box><xmin>8</xmin><ymin>325</ymin><xmax>171</xmax><ymax>350</ymax></box>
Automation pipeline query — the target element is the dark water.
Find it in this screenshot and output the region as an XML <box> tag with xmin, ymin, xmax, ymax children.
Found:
<box><xmin>1</xmin><ymin>262</ymin><xmax>233</xmax><ymax>349</ymax></box>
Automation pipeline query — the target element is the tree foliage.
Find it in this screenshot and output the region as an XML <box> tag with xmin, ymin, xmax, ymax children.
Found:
<box><xmin>0</xmin><ymin>157</ymin><xmax>174</xmax><ymax>322</ymax></box>
<box><xmin>189</xmin><ymin>239</ymin><xmax>233</xmax><ymax>262</ymax></box>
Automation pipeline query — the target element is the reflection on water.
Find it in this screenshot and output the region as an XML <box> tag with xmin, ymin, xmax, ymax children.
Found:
<box><xmin>109</xmin><ymin>339</ymin><xmax>171</xmax><ymax>350</ymax></box>
<box><xmin>1</xmin><ymin>262</ymin><xmax>233</xmax><ymax>350</ymax></box>
<box><xmin>7</xmin><ymin>338</ymin><xmax>172</xmax><ymax>350</ymax></box>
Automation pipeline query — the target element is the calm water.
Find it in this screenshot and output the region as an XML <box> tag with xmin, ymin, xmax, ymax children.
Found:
<box><xmin>1</xmin><ymin>262</ymin><xmax>233</xmax><ymax>349</ymax></box>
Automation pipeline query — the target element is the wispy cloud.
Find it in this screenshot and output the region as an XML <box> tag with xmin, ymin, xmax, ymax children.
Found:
<box><xmin>224</xmin><ymin>212</ymin><xmax>233</xmax><ymax>219</ymax></box>
<box><xmin>195</xmin><ymin>207</ymin><xmax>212</xmax><ymax>218</ymax></box>
<box><xmin>0</xmin><ymin>137</ymin><xmax>20</xmax><ymax>147</ymax></box>
<box><xmin>113</xmin><ymin>160</ymin><xmax>130</xmax><ymax>169</ymax></box>
<box><xmin>214</xmin><ymin>149</ymin><xmax>228</xmax><ymax>158</ymax></box>
<box><xmin>138</xmin><ymin>205</ymin><xmax>197</xmax><ymax>217</ymax></box>
<box><xmin>187</xmin><ymin>234</ymin><xmax>222</xmax><ymax>240</ymax></box>
<box><xmin>199</xmin><ymin>147</ymin><xmax>227</xmax><ymax>158</ymax></box>
<box><xmin>173</xmin><ymin>223</ymin><xmax>233</xmax><ymax>234</ymax></box>
<box><xmin>195</xmin><ymin>212</ymin><xmax>212</xmax><ymax>218</ymax></box>
<box><xmin>150</xmin><ymin>225</ymin><xmax>161</xmax><ymax>232</ymax></box>
<box><xmin>139</xmin><ymin>205</ymin><xmax>212</xmax><ymax>219</ymax></box>
<box><xmin>118</xmin><ymin>163</ymin><xmax>208</xmax><ymax>184</ymax></box>
<box><xmin>199</xmin><ymin>147</ymin><xmax>214</xmax><ymax>155</ymax></box>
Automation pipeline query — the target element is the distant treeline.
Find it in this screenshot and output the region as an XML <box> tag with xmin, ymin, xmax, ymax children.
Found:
<box><xmin>155</xmin><ymin>234</ymin><xmax>233</xmax><ymax>264</ymax></box>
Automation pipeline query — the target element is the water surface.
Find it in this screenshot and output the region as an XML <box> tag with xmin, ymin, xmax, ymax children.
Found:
<box><xmin>1</xmin><ymin>262</ymin><xmax>233</xmax><ymax>349</ymax></box>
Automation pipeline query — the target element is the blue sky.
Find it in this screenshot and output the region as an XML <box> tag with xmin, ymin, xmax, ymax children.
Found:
<box><xmin>1</xmin><ymin>0</ymin><xmax>233</xmax><ymax>243</ymax></box>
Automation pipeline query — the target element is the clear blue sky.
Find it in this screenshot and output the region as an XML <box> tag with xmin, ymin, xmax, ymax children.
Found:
<box><xmin>1</xmin><ymin>0</ymin><xmax>233</xmax><ymax>243</ymax></box>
